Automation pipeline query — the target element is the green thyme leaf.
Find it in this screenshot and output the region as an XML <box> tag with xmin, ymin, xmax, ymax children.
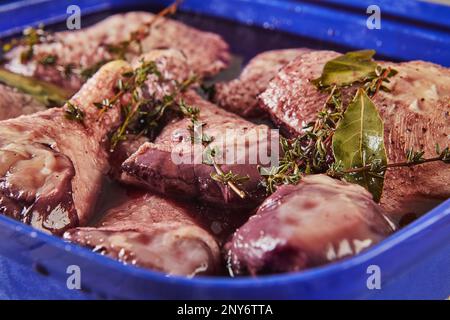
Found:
<box><xmin>211</xmin><ymin>170</ymin><xmax>249</xmax><ymax>186</ymax></box>
<box><xmin>179</xmin><ymin>99</ymin><xmax>200</xmax><ymax>121</ymax></box>
<box><xmin>39</xmin><ymin>54</ymin><xmax>57</xmax><ymax>66</ymax></box>
<box><xmin>64</xmin><ymin>102</ymin><xmax>84</xmax><ymax>124</ymax></box>
<box><xmin>406</xmin><ymin>149</ymin><xmax>425</xmax><ymax>164</ymax></box>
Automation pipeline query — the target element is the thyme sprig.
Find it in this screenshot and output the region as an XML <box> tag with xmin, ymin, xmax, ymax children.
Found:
<box><xmin>105</xmin><ymin>62</ymin><xmax>197</xmax><ymax>151</ymax></box>
<box><xmin>106</xmin><ymin>0</ymin><xmax>183</xmax><ymax>59</ymax></box>
<box><xmin>2</xmin><ymin>25</ymin><xmax>52</xmax><ymax>63</ymax></box>
<box><xmin>97</xmin><ymin>60</ymin><xmax>160</xmax><ymax>121</ymax></box>
<box><xmin>179</xmin><ymin>99</ymin><xmax>214</xmax><ymax>145</ymax></box>
<box><xmin>195</xmin><ymin>127</ymin><xmax>246</xmax><ymax>199</ymax></box>
<box><xmin>259</xmin><ymin>85</ymin><xmax>345</xmax><ymax>194</ymax></box>
<box><xmin>211</xmin><ymin>166</ymin><xmax>249</xmax><ymax>199</ymax></box>
<box><xmin>107</xmin><ymin>60</ymin><xmax>174</xmax><ymax>150</ymax></box>
<box><xmin>96</xmin><ymin>0</ymin><xmax>182</xmax><ymax>75</ymax></box>
<box><xmin>327</xmin><ymin>146</ymin><xmax>450</xmax><ymax>177</ymax></box>
<box><xmin>259</xmin><ymin>137</ymin><xmax>303</xmax><ymax>194</ymax></box>
<box><xmin>207</xmin><ymin>148</ymin><xmax>247</xmax><ymax>199</ymax></box>
<box><xmin>178</xmin><ymin>101</ymin><xmax>247</xmax><ymax>198</ymax></box>
<box><xmin>188</xmin><ymin>121</ymin><xmax>214</xmax><ymax>146</ymax></box>
<box><xmin>3</xmin><ymin>1</ymin><xmax>182</xmax><ymax>82</ymax></box>
<box><xmin>259</xmin><ymin>50</ymin><xmax>400</xmax><ymax>195</ymax></box>
<box><xmin>364</xmin><ymin>66</ymin><xmax>398</xmax><ymax>97</ymax></box>
<box><xmin>179</xmin><ymin>99</ymin><xmax>200</xmax><ymax>121</ymax></box>
<box><xmin>211</xmin><ymin>170</ymin><xmax>250</xmax><ymax>186</ymax></box>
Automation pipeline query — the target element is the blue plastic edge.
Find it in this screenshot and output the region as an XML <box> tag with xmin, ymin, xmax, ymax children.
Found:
<box><xmin>0</xmin><ymin>0</ymin><xmax>449</xmax><ymax>65</ymax></box>
<box><xmin>0</xmin><ymin>197</ymin><xmax>449</xmax><ymax>299</ymax></box>
<box><xmin>0</xmin><ymin>0</ymin><xmax>448</xmax><ymax>299</ymax></box>
<box><xmin>318</xmin><ymin>0</ymin><xmax>450</xmax><ymax>29</ymax></box>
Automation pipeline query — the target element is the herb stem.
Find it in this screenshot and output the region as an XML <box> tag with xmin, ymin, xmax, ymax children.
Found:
<box><xmin>150</xmin><ymin>0</ymin><xmax>183</xmax><ymax>27</ymax></box>
<box><xmin>342</xmin><ymin>156</ymin><xmax>444</xmax><ymax>174</ymax></box>
<box><xmin>211</xmin><ymin>160</ymin><xmax>246</xmax><ymax>199</ymax></box>
<box><xmin>98</xmin><ymin>87</ymin><xmax>126</xmax><ymax>120</ymax></box>
<box><xmin>9</xmin><ymin>1</ymin><xmax>183</xmax><ymax>82</ymax></box>
<box><xmin>373</xmin><ymin>67</ymin><xmax>392</xmax><ymax>97</ymax></box>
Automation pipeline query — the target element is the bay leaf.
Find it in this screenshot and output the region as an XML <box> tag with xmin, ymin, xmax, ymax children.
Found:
<box><xmin>332</xmin><ymin>88</ymin><xmax>387</xmax><ymax>202</ymax></box>
<box><xmin>313</xmin><ymin>50</ymin><xmax>378</xmax><ymax>88</ymax></box>
<box><xmin>0</xmin><ymin>67</ymin><xmax>71</xmax><ymax>107</ymax></box>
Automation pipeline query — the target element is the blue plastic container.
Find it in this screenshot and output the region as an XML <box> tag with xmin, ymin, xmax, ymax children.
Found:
<box><xmin>0</xmin><ymin>0</ymin><xmax>449</xmax><ymax>299</ymax></box>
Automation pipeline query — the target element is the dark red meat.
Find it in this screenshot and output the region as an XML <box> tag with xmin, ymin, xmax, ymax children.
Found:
<box><xmin>226</xmin><ymin>174</ymin><xmax>395</xmax><ymax>276</ymax></box>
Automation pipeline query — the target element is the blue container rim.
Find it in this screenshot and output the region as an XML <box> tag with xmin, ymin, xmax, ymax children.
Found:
<box><xmin>1</xmin><ymin>198</ymin><xmax>448</xmax><ymax>288</ymax></box>
<box><xmin>0</xmin><ymin>0</ymin><xmax>448</xmax><ymax>297</ymax></box>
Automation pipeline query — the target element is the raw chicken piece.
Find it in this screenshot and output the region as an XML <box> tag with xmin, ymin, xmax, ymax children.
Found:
<box><xmin>110</xmin><ymin>135</ymin><xmax>150</xmax><ymax>186</ymax></box>
<box><xmin>0</xmin><ymin>60</ymin><xmax>130</xmax><ymax>234</ymax></box>
<box><xmin>259</xmin><ymin>50</ymin><xmax>450</xmax><ymax>219</ymax></box>
<box><xmin>64</xmin><ymin>193</ymin><xmax>220</xmax><ymax>277</ymax></box>
<box><xmin>226</xmin><ymin>174</ymin><xmax>395</xmax><ymax>276</ymax></box>
<box><xmin>4</xmin><ymin>12</ymin><xmax>230</xmax><ymax>92</ymax></box>
<box><xmin>214</xmin><ymin>48</ymin><xmax>309</xmax><ymax>117</ymax></box>
<box><xmin>0</xmin><ymin>49</ymin><xmax>193</xmax><ymax>234</ymax></box>
<box><xmin>122</xmin><ymin>90</ymin><xmax>276</xmax><ymax>209</ymax></box>
<box><xmin>0</xmin><ymin>83</ymin><xmax>46</xmax><ymax>120</ymax></box>
<box><xmin>110</xmin><ymin>48</ymin><xmax>193</xmax><ymax>186</ymax></box>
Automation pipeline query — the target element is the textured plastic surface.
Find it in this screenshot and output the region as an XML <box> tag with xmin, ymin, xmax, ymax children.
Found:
<box><xmin>0</xmin><ymin>0</ymin><xmax>449</xmax><ymax>299</ymax></box>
